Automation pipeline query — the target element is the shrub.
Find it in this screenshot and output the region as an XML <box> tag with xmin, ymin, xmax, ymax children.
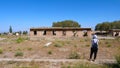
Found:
<box><xmin>116</xmin><ymin>54</ymin><xmax>120</xmax><ymax>65</ymax></box>
<box><xmin>86</xmin><ymin>44</ymin><xmax>90</xmax><ymax>47</ymax></box>
<box><xmin>107</xmin><ymin>44</ymin><xmax>112</xmax><ymax>47</ymax></box>
<box><xmin>48</xmin><ymin>51</ymin><xmax>52</xmax><ymax>55</ymax></box>
<box><xmin>54</xmin><ymin>43</ymin><xmax>63</xmax><ymax>47</ymax></box>
<box><xmin>28</xmin><ymin>48</ymin><xmax>32</xmax><ymax>51</ymax></box>
<box><xmin>16</xmin><ymin>37</ymin><xmax>24</xmax><ymax>43</ymax></box>
<box><xmin>0</xmin><ymin>48</ymin><xmax>3</xmax><ymax>54</ymax></box>
<box><xmin>68</xmin><ymin>51</ymin><xmax>80</xmax><ymax>59</ymax></box>
<box><xmin>15</xmin><ymin>51</ymin><xmax>23</xmax><ymax>57</ymax></box>
<box><xmin>80</xmin><ymin>39</ymin><xmax>84</xmax><ymax>42</ymax></box>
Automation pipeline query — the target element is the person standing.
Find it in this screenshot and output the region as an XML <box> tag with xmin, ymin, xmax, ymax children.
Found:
<box><xmin>89</xmin><ymin>34</ymin><xmax>99</xmax><ymax>62</ymax></box>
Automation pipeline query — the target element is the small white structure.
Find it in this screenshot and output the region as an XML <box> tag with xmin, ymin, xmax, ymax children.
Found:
<box><xmin>16</xmin><ymin>33</ymin><xmax>19</xmax><ymax>36</ymax></box>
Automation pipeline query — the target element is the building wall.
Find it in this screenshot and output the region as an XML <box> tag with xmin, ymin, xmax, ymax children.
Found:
<box><xmin>88</xmin><ymin>31</ymin><xmax>92</xmax><ymax>37</ymax></box>
<box><xmin>66</xmin><ymin>31</ymin><xmax>73</xmax><ymax>37</ymax></box>
<box><xmin>77</xmin><ymin>31</ymin><xmax>84</xmax><ymax>37</ymax></box>
<box><xmin>55</xmin><ymin>31</ymin><xmax>63</xmax><ymax>37</ymax></box>
<box><xmin>113</xmin><ymin>32</ymin><xmax>120</xmax><ymax>36</ymax></box>
<box><xmin>30</xmin><ymin>30</ymin><xmax>92</xmax><ymax>38</ymax></box>
<box><xmin>30</xmin><ymin>31</ymin><xmax>34</xmax><ymax>36</ymax></box>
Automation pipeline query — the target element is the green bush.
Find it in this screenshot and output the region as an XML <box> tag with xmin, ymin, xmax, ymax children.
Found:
<box><xmin>68</xmin><ymin>51</ymin><xmax>80</xmax><ymax>59</ymax></box>
<box><xmin>107</xmin><ymin>44</ymin><xmax>112</xmax><ymax>47</ymax></box>
<box><xmin>0</xmin><ymin>48</ymin><xmax>3</xmax><ymax>54</ymax></box>
<box><xmin>86</xmin><ymin>44</ymin><xmax>90</xmax><ymax>47</ymax></box>
<box><xmin>116</xmin><ymin>54</ymin><xmax>120</xmax><ymax>65</ymax></box>
<box><xmin>48</xmin><ymin>51</ymin><xmax>52</xmax><ymax>55</ymax></box>
<box><xmin>28</xmin><ymin>48</ymin><xmax>32</xmax><ymax>51</ymax></box>
<box><xmin>16</xmin><ymin>37</ymin><xmax>24</xmax><ymax>43</ymax></box>
<box><xmin>54</xmin><ymin>43</ymin><xmax>63</xmax><ymax>47</ymax></box>
<box><xmin>15</xmin><ymin>51</ymin><xmax>23</xmax><ymax>57</ymax></box>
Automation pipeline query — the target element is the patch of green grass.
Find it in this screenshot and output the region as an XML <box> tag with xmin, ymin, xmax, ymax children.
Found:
<box><xmin>107</xmin><ymin>44</ymin><xmax>112</xmax><ymax>47</ymax></box>
<box><xmin>16</xmin><ymin>37</ymin><xmax>24</xmax><ymax>43</ymax></box>
<box><xmin>61</xmin><ymin>65</ymin><xmax>71</xmax><ymax>68</ymax></box>
<box><xmin>68</xmin><ymin>51</ymin><xmax>80</xmax><ymax>59</ymax></box>
<box><xmin>116</xmin><ymin>54</ymin><xmax>120</xmax><ymax>65</ymax></box>
<box><xmin>80</xmin><ymin>39</ymin><xmax>84</xmax><ymax>42</ymax></box>
<box><xmin>85</xmin><ymin>39</ymin><xmax>88</xmax><ymax>42</ymax></box>
<box><xmin>27</xmin><ymin>48</ymin><xmax>32</xmax><ymax>51</ymax></box>
<box><xmin>15</xmin><ymin>51</ymin><xmax>24</xmax><ymax>57</ymax></box>
<box><xmin>48</xmin><ymin>50</ymin><xmax>52</xmax><ymax>55</ymax></box>
<box><xmin>85</xmin><ymin>44</ymin><xmax>90</xmax><ymax>47</ymax></box>
<box><xmin>62</xmin><ymin>62</ymin><xmax>109</xmax><ymax>68</ymax></box>
<box><xmin>0</xmin><ymin>48</ymin><xmax>3</xmax><ymax>54</ymax></box>
<box><xmin>54</xmin><ymin>42</ymin><xmax>63</xmax><ymax>47</ymax></box>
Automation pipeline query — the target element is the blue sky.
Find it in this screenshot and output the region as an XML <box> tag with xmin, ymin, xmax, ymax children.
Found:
<box><xmin>0</xmin><ymin>0</ymin><xmax>120</xmax><ymax>32</ymax></box>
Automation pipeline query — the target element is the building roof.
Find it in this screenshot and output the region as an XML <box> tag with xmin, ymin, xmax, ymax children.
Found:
<box><xmin>30</xmin><ymin>27</ymin><xmax>91</xmax><ymax>31</ymax></box>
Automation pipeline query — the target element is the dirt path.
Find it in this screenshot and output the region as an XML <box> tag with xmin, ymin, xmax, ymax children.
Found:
<box><xmin>0</xmin><ymin>58</ymin><xmax>116</xmax><ymax>64</ymax></box>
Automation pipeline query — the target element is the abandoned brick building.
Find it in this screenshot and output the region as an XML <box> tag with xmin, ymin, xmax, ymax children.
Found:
<box><xmin>30</xmin><ymin>27</ymin><xmax>92</xmax><ymax>38</ymax></box>
<box><xmin>109</xmin><ymin>29</ymin><xmax>120</xmax><ymax>36</ymax></box>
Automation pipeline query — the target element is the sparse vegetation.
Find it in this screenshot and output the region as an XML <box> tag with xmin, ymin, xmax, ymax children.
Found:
<box><xmin>105</xmin><ymin>41</ymin><xmax>109</xmax><ymax>44</ymax></box>
<box><xmin>107</xmin><ymin>44</ymin><xmax>112</xmax><ymax>47</ymax></box>
<box><xmin>48</xmin><ymin>50</ymin><xmax>52</xmax><ymax>55</ymax></box>
<box><xmin>27</xmin><ymin>48</ymin><xmax>32</xmax><ymax>51</ymax></box>
<box><xmin>68</xmin><ymin>51</ymin><xmax>80</xmax><ymax>59</ymax></box>
<box><xmin>115</xmin><ymin>54</ymin><xmax>120</xmax><ymax>67</ymax></box>
<box><xmin>116</xmin><ymin>37</ymin><xmax>120</xmax><ymax>41</ymax></box>
<box><xmin>17</xmin><ymin>48</ymin><xmax>21</xmax><ymax>51</ymax></box>
<box><xmin>16</xmin><ymin>37</ymin><xmax>24</xmax><ymax>43</ymax></box>
<box><xmin>0</xmin><ymin>48</ymin><xmax>3</xmax><ymax>54</ymax></box>
<box><xmin>61</xmin><ymin>62</ymin><xmax>110</xmax><ymax>68</ymax></box>
<box><xmin>54</xmin><ymin>42</ymin><xmax>63</xmax><ymax>47</ymax></box>
<box><xmin>85</xmin><ymin>44</ymin><xmax>90</xmax><ymax>47</ymax></box>
<box><xmin>15</xmin><ymin>51</ymin><xmax>24</xmax><ymax>57</ymax></box>
<box><xmin>0</xmin><ymin>35</ymin><xmax>120</xmax><ymax>67</ymax></box>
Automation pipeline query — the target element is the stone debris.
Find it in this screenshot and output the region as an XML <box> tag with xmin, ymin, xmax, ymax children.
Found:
<box><xmin>44</xmin><ymin>42</ymin><xmax>52</xmax><ymax>47</ymax></box>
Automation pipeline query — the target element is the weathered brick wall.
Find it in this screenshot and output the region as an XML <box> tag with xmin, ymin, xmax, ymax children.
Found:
<box><xmin>66</xmin><ymin>31</ymin><xmax>73</xmax><ymax>37</ymax></box>
<box><xmin>55</xmin><ymin>31</ymin><xmax>63</xmax><ymax>37</ymax></box>
<box><xmin>87</xmin><ymin>31</ymin><xmax>92</xmax><ymax>37</ymax></box>
<box><xmin>30</xmin><ymin>31</ymin><xmax>34</xmax><ymax>36</ymax></box>
<box><xmin>77</xmin><ymin>31</ymin><xmax>84</xmax><ymax>37</ymax></box>
<box><xmin>30</xmin><ymin>30</ymin><xmax>92</xmax><ymax>38</ymax></box>
<box><xmin>37</xmin><ymin>31</ymin><xmax>43</xmax><ymax>36</ymax></box>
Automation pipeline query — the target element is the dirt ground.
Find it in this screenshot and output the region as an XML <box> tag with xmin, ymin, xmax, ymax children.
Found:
<box><xmin>0</xmin><ymin>35</ymin><xmax>120</xmax><ymax>68</ymax></box>
<box><xmin>0</xmin><ymin>36</ymin><xmax>120</xmax><ymax>68</ymax></box>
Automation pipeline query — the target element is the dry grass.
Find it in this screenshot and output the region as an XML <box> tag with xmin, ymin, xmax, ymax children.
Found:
<box><xmin>0</xmin><ymin>35</ymin><xmax>119</xmax><ymax>59</ymax></box>
<box><xmin>0</xmin><ymin>35</ymin><xmax>120</xmax><ymax>68</ymax></box>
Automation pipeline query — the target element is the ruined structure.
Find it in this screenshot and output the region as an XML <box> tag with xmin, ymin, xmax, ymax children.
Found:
<box><xmin>30</xmin><ymin>27</ymin><xmax>92</xmax><ymax>39</ymax></box>
<box><xmin>109</xmin><ymin>29</ymin><xmax>120</xmax><ymax>36</ymax></box>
